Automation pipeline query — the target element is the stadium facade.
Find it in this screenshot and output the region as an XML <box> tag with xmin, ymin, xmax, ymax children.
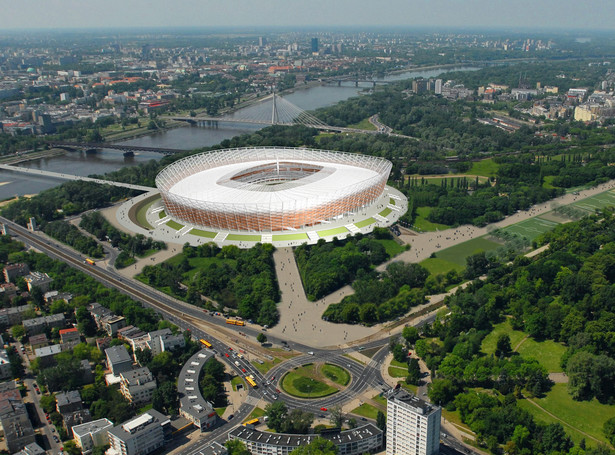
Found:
<box><xmin>156</xmin><ymin>147</ymin><xmax>393</xmax><ymax>233</ymax></box>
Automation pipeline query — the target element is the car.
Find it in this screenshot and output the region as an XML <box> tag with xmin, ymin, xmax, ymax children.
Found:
<box><xmin>228</xmin><ymin>347</ymin><xmax>233</xmax><ymax>351</ymax></box>
<box><xmin>224</xmin><ymin>353</ymin><xmax>230</xmax><ymax>358</ymax></box>
<box><xmin>307</xmin><ymin>351</ymin><xmax>314</xmax><ymax>355</ymax></box>
<box><xmin>228</xmin><ymin>414</ymin><xmax>234</xmax><ymax>420</ymax></box>
<box><xmin>51</xmin><ymin>427</ymin><xmax>55</xmax><ymax>432</ymax></box>
<box><xmin>53</xmin><ymin>435</ymin><xmax>59</xmax><ymax>443</ymax></box>
<box><xmin>276</xmin><ymin>388</ymin><xmax>281</xmax><ymax>394</ymax></box>
<box><xmin>241</xmin><ymin>368</ymin><xmax>246</xmax><ymax>373</ymax></box>
<box><xmin>361</xmin><ymin>417</ymin><xmax>367</xmax><ymax>421</ymax></box>
<box><xmin>35</xmin><ymin>389</ymin><xmax>40</xmax><ymax>394</ymax></box>
<box><xmin>270</xmin><ymin>375</ymin><xmax>275</xmax><ymax>381</ymax></box>
<box><xmin>320</xmin><ymin>407</ymin><xmax>327</xmax><ymax>411</ymax></box>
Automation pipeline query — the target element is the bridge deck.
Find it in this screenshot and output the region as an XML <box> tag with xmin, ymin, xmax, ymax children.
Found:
<box><xmin>0</xmin><ymin>164</ymin><xmax>155</xmax><ymax>192</ymax></box>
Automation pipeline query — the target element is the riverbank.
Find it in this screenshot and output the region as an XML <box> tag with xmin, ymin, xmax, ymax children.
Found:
<box><xmin>0</xmin><ymin>148</ymin><xmax>66</xmax><ymax>165</ymax></box>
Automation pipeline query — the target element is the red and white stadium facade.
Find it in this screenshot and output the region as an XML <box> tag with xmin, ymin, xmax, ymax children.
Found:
<box><xmin>156</xmin><ymin>147</ymin><xmax>393</xmax><ymax>233</ymax></box>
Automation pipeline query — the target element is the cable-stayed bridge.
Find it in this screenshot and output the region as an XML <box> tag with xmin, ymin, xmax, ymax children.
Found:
<box><xmin>169</xmin><ymin>93</ymin><xmax>411</xmax><ymax>138</ymax></box>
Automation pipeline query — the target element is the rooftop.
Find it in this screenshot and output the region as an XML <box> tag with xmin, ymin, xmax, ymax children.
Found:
<box><xmin>34</xmin><ymin>344</ymin><xmax>62</xmax><ymax>358</ymax></box>
<box><xmin>229</xmin><ymin>423</ymin><xmax>382</xmax><ymax>447</ymax></box>
<box><xmin>105</xmin><ymin>345</ymin><xmax>132</xmax><ymax>365</ymax></box>
<box><xmin>56</xmin><ymin>390</ymin><xmax>82</xmax><ymax>408</ymax></box>
<box><xmin>108</xmin><ymin>409</ymin><xmax>169</xmax><ymax>441</ymax></box>
<box><xmin>386</xmin><ymin>387</ymin><xmax>439</xmax><ymax>416</ymax></box>
<box><xmin>178</xmin><ymin>350</ymin><xmax>215</xmax><ymax>420</ymax></box>
<box><xmin>72</xmin><ymin>417</ymin><xmax>114</xmax><ymax>438</ymax></box>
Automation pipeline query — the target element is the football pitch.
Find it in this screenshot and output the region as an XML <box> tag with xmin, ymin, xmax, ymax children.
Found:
<box><xmin>501</xmin><ymin>217</ymin><xmax>561</xmax><ymax>241</ymax></box>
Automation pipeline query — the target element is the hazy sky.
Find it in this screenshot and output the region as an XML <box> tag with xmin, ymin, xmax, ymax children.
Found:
<box><xmin>2</xmin><ymin>0</ymin><xmax>613</xmax><ymax>31</ymax></box>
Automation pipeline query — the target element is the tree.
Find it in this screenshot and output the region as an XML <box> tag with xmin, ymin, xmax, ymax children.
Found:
<box><xmin>495</xmin><ymin>334</ymin><xmax>512</xmax><ymax>357</ymax></box>
<box><xmin>10</xmin><ymin>325</ymin><xmax>25</xmax><ymax>341</ymax></box>
<box><xmin>376</xmin><ymin>410</ymin><xmax>386</xmax><ymax>432</ymax></box>
<box><xmin>329</xmin><ymin>406</ymin><xmax>344</xmax><ymax>428</ymax></box>
<box><xmin>567</xmin><ymin>351</ymin><xmax>596</xmax><ymax>401</ymax></box>
<box><xmin>428</xmin><ymin>378</ymin><xmax>458</xmax><ymax>405</ymax></box>
<box><xmin>39</xmin><ymin>394</ymin><xmax>57</xmax><ymax>414</ymax></box>
<box><xmin>265</xmin><ymin>401</ymin><xmax>288</xmax><ymax>432</ymax></box>
<box><xmin>152</xmin><ymin>381</ymin><xmax>179</xmax><ymax>415</ymax></box>
<box><xmin>402</xmin><ymin>326</ymin><xmax>420</xmax><ymax>346</ymax></box>
<box><xmin>284</xmin><ymin>409</ymin><xmax>314</xmax><ymax>434</ymax></box>
<box><xmin>226</xmin><ymin>440</ymin><xmax>251</xmax><ymax>455</ymax></box>
<box><xmin>290</xmin><ymin>437</ymin><xmax>338</xmax><ymax>455</ymax></box>
<box><xmin>603</xmin><ymin>417</ymin><xmax>615</xmax><ymax>447</ymax></box>
<box><xmin>392</xmin><ymin>343</ymin><xmax>407</xmax><ymax>363</ymax></box>
<box><xmin>257</xmin><ymin>333</ymin><xmax>267</xmax><ymax>344</ymax></box>
<box><xmin>406</xmin><ymin>358</ymin><xmax>421</xmax><ymax>386</ymax></box>
<box><xmin>63</xmin><ymin>440</ymin><xmax>81</xmax><ymax>455</ymax></box>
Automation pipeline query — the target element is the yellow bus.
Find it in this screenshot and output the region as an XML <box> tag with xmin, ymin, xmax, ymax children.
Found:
<box><xmin>226</xmin><ymin>319</ymin><xmax>246</xmax><ymax>326</ymax></box>
<box><xmin>245</xmin><ymin>418</ymin><xmax>259</xmax><ymax>426</ymax></box>
<box><xmin>199</xmin><ymin>339</ymin><xmax>212</xmax><ymax>349</ymax></box>
<box><xmin>245</xmin><ymin>376</ymin><xmax>257</xmax><ymax>388</ymax></box>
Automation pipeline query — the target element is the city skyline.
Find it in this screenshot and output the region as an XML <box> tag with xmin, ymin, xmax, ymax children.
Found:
<box><xmin>2</xmin><ymin>0</ymin><xmax>614</xmax><ymax>32</ymax></box>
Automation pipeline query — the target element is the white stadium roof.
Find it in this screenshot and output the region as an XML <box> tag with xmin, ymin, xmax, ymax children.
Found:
<box><xmin>169</xmin><ymin>159</ymin><xmax>379</xmax><ymax>210</ymax></box>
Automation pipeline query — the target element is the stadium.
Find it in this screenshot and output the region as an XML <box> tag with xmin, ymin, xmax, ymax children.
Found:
<box><xmin>156</xmin><ymin>147</ymin><xmax>395</xmax><ymax>233</ymax></box>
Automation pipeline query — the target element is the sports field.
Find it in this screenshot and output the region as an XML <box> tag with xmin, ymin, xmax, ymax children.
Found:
<box><xmin>500</xmin><ymin>217</ymin><xmax>561</xmax><ymax>241</ymax></box>
<box><xmin>571</xmin><ymin>190</ymin><xmax>615</xmax><ymax>212</ymax></box>
<box><xmin>434</xmin><ymin>236</ymin><xmax>501</xmax><ymax>267</ymax></box>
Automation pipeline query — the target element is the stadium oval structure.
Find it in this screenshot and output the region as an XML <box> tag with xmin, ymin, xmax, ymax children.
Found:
<box><xmin>156</xmin><ymin>147</ymin><xmax>393</xmax><ymax>233</ymax></box>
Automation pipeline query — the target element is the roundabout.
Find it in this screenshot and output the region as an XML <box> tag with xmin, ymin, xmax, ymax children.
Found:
<box><xmin>280</xmin><ymin>362</ymin><xmax>351</xmax><ymax>399</ymax></box>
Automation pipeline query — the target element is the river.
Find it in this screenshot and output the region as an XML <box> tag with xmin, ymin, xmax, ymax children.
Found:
<box><xmin>0</xmin><ymin>66</ymin><xmax>478</xmax><ymax>200</ymax></box>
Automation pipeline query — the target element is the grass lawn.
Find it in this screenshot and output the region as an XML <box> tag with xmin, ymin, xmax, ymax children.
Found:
<box><xmin>481</xmin><ymin>320</ymin><xmax>526</xmax><ymax>355</ymax></box>
<box><xmin>167</xmin><ymin>253</ymin><xmax>237</xmax><ymax>281</ymax></box>
<box><xmin>252</xmin><ymin>357</ymin><xmax>281</xmax><ymax>375</ymax></box>
<box><xmin>388</xmin><ymin>366</ymin><xmax>408</xmax><ymax>378</ymax></box>
<box><xmin>468</xmin><ymin>158</ymin><xmax>499</xmax><ymax>177</ymax></box>
<box><xmin>420</xmin><ymin>257</ymin><xmax>464</xmax><ymax>276</ymax></box>
<box><xmin>400</xmin><ymin>382</ymin><xmax>418</xmax><ymax>394</ymax></box>
<box><xmin>376</xmin><ymin>239</ymin><xmax>406</xmax><ymax>258</ymax></box>
<box><xmin>159</xmin><ymin>210</ymin><xmax>166</xmax><ymax>219</ymax></box>
<box><xmin>390</xmin><ymin>198</ymin><xmax>396</xmax><ymax>205</ymax></box>
<box><xmin>542</xmin><ymin>175</ymin><xmax>556</xmax><ymax>189</ymax></box>
<box><xmin>482</xmin><ymin>320</ymin><xmax>565</xmax><ymax>372</ymax></box>
<box><xmin>321</xmin><ymin>364</ymin><xmax>350</xmax><ymax>386</ymax></box>
<box><xmin>166</xmin><ymin>219</ymin><xmax>184</xmax><ymax>230</ymax></box>
<box><xmin>517</xmin><ymin>338</ymin><xmax>566</xmax><ymax>373</ymax></box>
<box><xmin>243</xmin><ymin>407</ymin><xmax>266</xmax><ymax>423</ymax></box>
<box><xmin>348</xmin><ymin>118</ymin><xmax>377</xmax><ymax>131</ymax></box>
<box><xmin>281</xmin><ymin>365</ymin><xmax>339</xmax><ymax>398</ymax></box>
<box><xmin>191</xmin><ymin>229</ymin><xmax>216</xmax><ymax>238</ymax></box>
<box><xmin>226</xmin><ymin>234</ymin><xmax>262</xmax><ymax>241</ymax></box>
<box><xmin>442</xmin><ymin>409</ymin><xmax>473</xmax><ymax>434</ymax></box>
<box><xmin>501</xmin><ymin>217</ymin><xmax>561</xmax><ymax>241</ymax></box>
<box><xmin>272</xmin><ymin>233</ymin><xmax>309</xmax><ymax>241</ymax></box>
<box><xmin>390</xmin><ymin>359</ymin><xmax>408</xmax><ymax>369</ymax></box>
<box><xmin>231</xmin><ymin>376</ymin><xmax>245</xmax><ymax>391</ymax></box>
<box><xmin>318</xmin><ymin>226</ymin><xmax>348</xmax><ymax>238</ymax></box>
<box><xmin>572</xmin><ymin>190</ymin><xmax>615</xmax><ymax>212</ymax></box>
<box><xmin>519</xmin><ymin>384</ymin><xmax>615</xmax><ymax>445</ymax></box>
<box><xmin>435</xmin><ymin>236</ymin><xmax>501</xmax><ymax>267</ymax></box>
<box><xmin>215</xmin><ymin>407</ymin><xmax>226</xmax><ymax>417</ymax></box>
<box><xmin>359</xmin><ymin>347</ymin><xmax>381</xmax><ymax>359</ymax></box>
<box><xmin>351</xmin><ymin>403</ymin><xmax>379</xmax><ymax>420</ymax></box>
<box><xmin>134</xmin><ymin>197</ymin><xmax>159</xmax><ymax>230</ymax></box>
<box><xmin>379</xmin><ymin>207</ymin><xmax>392</xmax><ymax>217</ymax></box>
<box><xmin>137</xmin><ymin>403</ymin><xmax>153</xmax><ymax>414</ymax></box>
<box><xmin>355</xmin><ymin>218</ymin><xmax>376</xmax><ymax>228</ymax></box>
<box><xmin>372</xmin><ymin>394</ymin><xmax>387</xmax><ymax>407</ymax></box>
<box><xmin>413</xmin><ymin>207</ymin><xmax>451</xmax><ymax>232</ymax></box>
